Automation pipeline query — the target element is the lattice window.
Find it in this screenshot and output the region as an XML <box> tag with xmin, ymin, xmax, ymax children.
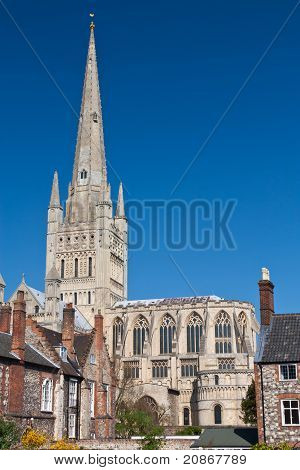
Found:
<box><xmin>160</xmin><ymin>314</ymin><xmax>176</xmax><ymax>354</ymax></box>
<box><xmin>133</xmin><ymin>316</ymin><xmax>149</xmax><ymax>355</ymax></box>
<box><xmin>181</xmin><ymin>359</ymin><xmax>198</xmax><ymax>377</ymax></box>
<box><xmin>187</xmin><ymin>312</ymin><xmax>203</xmax><ymax>353</ymax></box>
<box><xmin>113</xmin><ymin>318</ymin><xmax>124</xmax><ymax>353</ymax></box>
<box><xmin>215</xmin><ymin>311</ymin><xmax>232</xmax><ymax>354</ymax></box>
<box><xmin>152</xmin><ymin>360</ymin><xmax>168</xmax><ymax>378</ymax></box>
<box><xmin>124</xmin><ymin>361</ymin><xmax>140</xmax><ymax>379</ymax></box>
<box><xmin>218</xmin><ymin>358</ymin><xmax>235</xmax><ymax>370</ymax></box>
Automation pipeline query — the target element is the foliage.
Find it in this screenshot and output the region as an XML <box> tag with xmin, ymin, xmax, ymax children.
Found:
<box><xmin>141</xmin><ymin>426</ymin><xmax>164</xmax><ymax>450</ymax></box>
<box><xmin>252</xmin><ymin>441</ymin><xmax>293</xmax><ymax>450</ymax></box>
<box><xmin>175</xmin><ymin>426</ymin><xmax>202</xmax><ymax>436</ymax></box>
<box><xmin>241</xmin><ymin>380</ymin><xmax>257</xmax><ymax>426</ymax></box>
<box><xmin>21</xmin><ymin>428</ymin><xmax>47</xmax><ymax>450</ymax></box>
<box><xmin>49</xmin><ymin>439</ymin><xmax>80</xmax><ymax>450</ymax></box>
<box><xmin>116</xmin><ymin>409</ymin><xmax>156</xmax><ymax>438</ymax></box>
<box><xmin>0</xmin><ymin>417</ymin><xmax>20</xmax><ymax>449</ymax></box>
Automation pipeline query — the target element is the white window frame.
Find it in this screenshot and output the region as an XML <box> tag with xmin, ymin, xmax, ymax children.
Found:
<box><xmin>279</xmin><ymin>364</ymin><xmax>297</xmax><ymax>381</ymax></box>
<box><xmin>90</xmin><ymin>381</ymin><xmax>95</xmax><ymax>418</ymax></box>
<box><xmin>41</xmin><ymin>378</ymin><xmax>53</xmax><ymax>412</ymax></box>
<box><xmin>281</xmin><ymin>399</ymin><xmax>300</xmax><ymax>426</ymax></box>
<box><xmin>69</xmin><ymin>379</ymin><xmax>78</xmax><ymax>407</ymax></box>
<box><xmin>90</xmin><ymin>353</ymin><xmax>96</xmax><ymax>365</ymax></box>
<box><xmin>68</xmin><ymin>413</ymin><xmax>76</xmax><ymax>438</ymax></box>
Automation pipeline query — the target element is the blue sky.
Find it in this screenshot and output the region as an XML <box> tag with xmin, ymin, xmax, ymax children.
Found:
<box><xmin>1</xmin><ymin>0</ymin><xmax>300</xmax><ymax>315</ymax></box>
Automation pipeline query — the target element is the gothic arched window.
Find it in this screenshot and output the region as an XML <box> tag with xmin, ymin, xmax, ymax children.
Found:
<box><xmin>133</xmin><ymin>316</ymin><xmax>149</xmax><ymax>356</ymax></box>
<box><xmin>74</xmin><ymin>258</ymin><xmax>79</xmax><ymax>278</ymax></box>
<box><xmin>187</xmin><ymin>312</ymin><xmax>203</xmax><ymax>353</ymax></box>
<box><xmin>183</xmin><ymin>407</ymin><xmax>190</xmax><ymax>426</ymax></box>
<box><xmin>61</xmin><ymin>259</ymin><xmax>65</xmax><ymax>279</ymax></box>
<box><xmin>214</xmin><ymin>404</ymin><xmax>222</xmax><ymax>424</ymax></box>
<box><xmin>113</xmin><ymin>318</ymin><xmax>124</xmax><ymax>353</ymax></box>
<box><xmin>238</xmin><ymin>311</ymin><xmax>247</xmax><ymax>337</ymax></box>
<box><xmin>215</xmin><ymin>311</ymin><xmax>232</xmax><ymax>354</ymax></box>
<box><xmin>160</xmin><ymin>314</ymin><xmax>176</xmax><ymax>354</ymax></box>
<box><xmin>41</xmin><ymin>378</ymin><xmax>53</xmax><ymax>412</ymax></box>
<box><xmin>88</xmin><ymin>257</ymin><xmax>93</xmax><ymax>277</ymax></box>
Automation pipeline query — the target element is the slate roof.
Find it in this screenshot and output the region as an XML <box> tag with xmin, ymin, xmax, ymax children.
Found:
<box><xmin>256</xmin><ymin>314</ymin><xmax>300</xmax><ymax>363</ymax></box>
<box><xmin>191</xmin><ymin>427</ymin><xmax>258</xmax><ymax>448</ymax></box>
<box><xmin>0</xmin><ymin>332</ymin><xmax>59</xmax><ymax>369</ymax></box>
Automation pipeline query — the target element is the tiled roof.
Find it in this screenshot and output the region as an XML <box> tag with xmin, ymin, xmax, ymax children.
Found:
<box><xmin>257</xmin><ymin>314</ymin><xmax>300</xmax><ymax>363</ymax></box>
<box><xmin>191</xmin><ymin>427</ymin><xmax>258</xmax><ymax>448</ymax></box>
<box><xmin>0</xmin><ymin>332</ymin><xmax>59</xmax><ymax>369</ymax></box>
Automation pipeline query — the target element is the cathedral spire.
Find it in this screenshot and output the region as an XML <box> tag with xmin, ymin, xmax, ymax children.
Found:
<box><xmin>72</xmin><ymin>21</ymin><xmax>107</xmax><ymax>191</ymax></box>
<box><xmin>49</xmin><ymin>170</ymin><xmax>61</xmax><ymax>208</ymax></box>
<box><xmin>116</xmin><ymin>182</ymin><xmax>125</xmax><ymax>218</ymax></box>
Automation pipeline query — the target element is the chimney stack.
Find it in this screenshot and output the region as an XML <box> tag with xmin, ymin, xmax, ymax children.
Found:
<box><xmin>11</xmin><ymin>291</ymin><xmax>26</xmax><ymax>360</ymax></box>
<box><xmin>94</xmin><ymin>312</ymin><xmax>104</xmax><ymax>361</ymax></box>
<box><xmin>258</xmin><ymin>267</ymin><xmax>274</xmax><ymax>326</ymax></box>
<box><xmin>0</xmin><ymin>304</ymin><xmax>12</xmax><ymax>334</ymax></box>
<box><xmin>62</xmin><ymin>303</ymin><xmax>75</xmax><ymax>359</ymax></box>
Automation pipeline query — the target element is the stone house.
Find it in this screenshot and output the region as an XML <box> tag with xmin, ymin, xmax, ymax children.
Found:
<box><xmin>0</xmin><ymin>290</ymin><xmax>115</xmax><ymax>440</ymax></box>
<box><xmin>255</xmin><ymin>268</ymin><xmax>300</xmax><ymax>445</ymax></box>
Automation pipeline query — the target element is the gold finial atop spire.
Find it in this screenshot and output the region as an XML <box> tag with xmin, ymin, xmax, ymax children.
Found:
<box><xmin>90</xmin><ymin>12</ymin><xmax>95</xmax><ymax>30</ymax></box>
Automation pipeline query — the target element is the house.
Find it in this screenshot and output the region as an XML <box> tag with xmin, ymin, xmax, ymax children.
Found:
<box><xmin>255</xmin><ymin>268</ymin><xmax>300</xmax><ymax>445</ymax></box>
<box><xmin>0</xmin><ymin>290</ymin><xmax>115</xmax><ymax>440</ymax></box>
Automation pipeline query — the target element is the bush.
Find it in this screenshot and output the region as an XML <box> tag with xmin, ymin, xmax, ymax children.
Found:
<box><xmin>0</xmin><ymin>417</ymin><xmax>20</xmax><ymax>449</ymax></box>
<box><xmin>21</xmin><ymin>429</ymin><xmax>48</xmax><ymax>450</ymax></box>
<box><xmin>141</xmin><ymin>426</ymin><xmax>164</xmax><ymax>450</ymax></box>
<box><xmin>175</xmin><ymin>426</ymin><xmax>202</xmax><ymax>436</ymax></box>
<box><xmin>241</xmin><ymin>380</ymin><xmax>257</xmax><ymax>426</ymax></box>
<box><xmin>252</xmin><ymin>442</ymin><xmax>292</xmax><ymax>450</ymax></box>
<box><xmin>50</xmin><ymin>439</ymin><xmax>80</xmax><ymax>450</ymax></box>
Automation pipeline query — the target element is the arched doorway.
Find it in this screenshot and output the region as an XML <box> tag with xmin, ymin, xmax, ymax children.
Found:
<box><xmin>214</xmin><ymin>404</ymin><xmax>222</xmax><ymax>424</ymax></box>
<box><xmin>183</xmin><ymin>407</ymin><xmax>190</xmax><ymax>426</ymax></box>
<box><xmin>136</xmin><ymin>396</ymin><xmax>159</xmax><ymax>424</ymax></box>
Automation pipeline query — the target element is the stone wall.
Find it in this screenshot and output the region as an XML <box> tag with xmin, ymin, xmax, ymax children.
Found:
<box><xmin>256</xmin><ymin>363</ymin><xmax>300</xmax><ymax>444</ymax></box>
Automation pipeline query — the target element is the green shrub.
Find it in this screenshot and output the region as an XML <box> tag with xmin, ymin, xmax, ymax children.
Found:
<box><xmin>175</xmin><ymin>426</ymin><xmax>202</xmax><ymax>436</ymax></box>
<box><xmin>252</xmin><ymin>441</ymin><xmax>292</xmax><ymax>450</ymax></box>
<box><xmin>116</xmin><ymin>409</ymin><xmax>155</xmax><ymax>438</ymax></box>
<box><xmin>0</xmin><ymin>417</ymin><xmax>20</xmax><ymax>449</ymax></box>
<box><xmin>141</xmin><ymin>426</ymin><xmax>164</xmax><ymax>450</ymax></box>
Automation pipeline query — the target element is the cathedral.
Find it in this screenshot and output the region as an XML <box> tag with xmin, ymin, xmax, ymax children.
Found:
<box><xmin>6</xmin><ymin>22</ymin><xmax>259</xmax><ymax>428</ymax></box>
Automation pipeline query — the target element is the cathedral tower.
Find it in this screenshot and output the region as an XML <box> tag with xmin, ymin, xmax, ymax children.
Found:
<box><xmin>45</xmin><ymin>22</ymin><xmax>128</xmax><ymax>326</ymax></box>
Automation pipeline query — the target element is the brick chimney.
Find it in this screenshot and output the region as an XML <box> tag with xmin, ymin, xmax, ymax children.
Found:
<box><xmin>62</xmin><ymin>303</ymin><xmax>75</xmax><ymax>359</ymax></box>
<box><xmin>11</xmin><ymin>291</ymin><xmax>26</xmax><ymax>360</ymax></box>
<box><xmin>94</xmin><ymin>313</ymin><xmax>104</xmax><ymax>359</ymax></box>
<box><xmin>0</xmin><ymin>304</ymin><xmax>12</xmax><ymax>333</ymax></box>
<box><xmin>9</xmin><ymin>290</ymin><xmax>26</xmax><ymax>413</ymax></box>
<box><xmin>258</xmin><ymin>267</ymin><xmax>274</xmax><ymax>326</ymax></box>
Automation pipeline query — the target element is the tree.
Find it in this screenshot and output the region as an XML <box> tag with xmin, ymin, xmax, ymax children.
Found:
<box><xmin>241</xmin><ymin>380</ymin><xmax>257</xmax><ymax>426</ymax></box>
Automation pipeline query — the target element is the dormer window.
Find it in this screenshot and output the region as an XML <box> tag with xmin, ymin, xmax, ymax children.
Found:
<box><xmin>80</xmin><ymin>169</ymin><xmax>87</xmax><ymax>180</ymax></box>
<box><xmin>59</xmin><ymin>346</ymin><xmax>67</xmax><ymax>362</ymax></box>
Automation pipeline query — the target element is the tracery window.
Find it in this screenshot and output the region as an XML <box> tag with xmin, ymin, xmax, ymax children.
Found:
<box><xmin>113</xmin><ymin>317</ymin><xmax>124</xmax><ymax>353</ymax></box>
<box><xmin>152</xmin><ymin>360</ymin><xmax>168</xmax><ymax>378</ymax></box>
<box><xmin>160</xmin><ymin>314</ymin><xmax>176</xmax><ymax>354</ymax></box>
<box><xmin>215</xmin><ymin>311</ymin><xmax>232</xmax><ymax>354</ymax></box>
<box><xmin>187</xmin><ymin>312</ymin><xmax>203</xmax><ymax>353</ymax></box>
<box><xmin>181</xmin><ymin>359</ymin><xmax>198</xmax><ymax>377</ymax></box>
<box><xmin>124</xmin><ymin>360</ymin><xmax>140</xmax><ymax>379</ymax></box>
<box><xmin>133</xmin><ymin>316</ymin><xmax>149</xmax><ymax>356</ymax></box>
<box><xmin>218</xmin><ymin>358</ymin><xmax>235</xmax><ymax>370</ymax></box>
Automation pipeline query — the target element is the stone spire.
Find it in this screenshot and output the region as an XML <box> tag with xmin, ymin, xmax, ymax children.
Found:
<box><xmin>49</xmin><ymin>171</ymin><xmax>61</xmax><ymax>208</ymax></box>
<box><xmin>72</xmin><ymin>22</ymin><xmax>107</xmax><ymax>191</ymax></box>
<box><xmin>116</xmin><ymin>182</ymin><xmax>125</xmax><ymax>218</ymax></box>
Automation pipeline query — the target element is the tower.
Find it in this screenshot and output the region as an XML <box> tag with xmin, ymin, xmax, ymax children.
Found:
<box><xmin>45</xmin><ymin>22</ymin><xmax>128</xmax><ymax>326</ymax></box>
